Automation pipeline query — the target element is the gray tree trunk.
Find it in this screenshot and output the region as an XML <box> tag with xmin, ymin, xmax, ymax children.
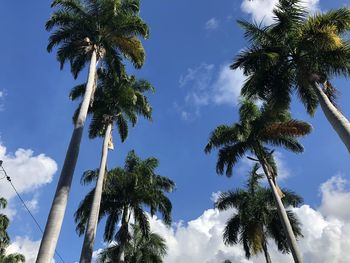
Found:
<box><xmin>258</xmin><ymin>153</ymin><xmax>303</xmax><ymax>263</ymax></box>
<box><xmin>314</xmin><ymin>82</ymin><xmax>350</xmax><ymax>153</ymax></box>
<box><xmin>79</xmin><ymin>123</ymin><xmax>112</xmax><ymax>263</ymax></box>
<box><xmin>117</xmin><ymin>207</ymin><xmax>129</xmax><ymax>263</ymax></box>
<box><xmin>36</xmin><ymin>50</ymin><xmax>98</xmax><ymax>263</ymax></box>
<box><xmin>262</xmin><ymin>240</ymin><xmax>272</xmax><ymax>263</ymax></box>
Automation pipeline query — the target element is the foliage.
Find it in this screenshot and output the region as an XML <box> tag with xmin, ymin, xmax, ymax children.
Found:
<box><xmin>0</xmin><ymin>198</ymin><xmax>25</xmax><ymax>263</ymax></box>
<box><xmin>205</xmin><ymin>100</ymin><xmax>311</xmax><ymax>177</ymax></box>
<box><xmin>98</xmin><ymin>223</ymin><xmax>167</xmax><ymax>263</ymax></box>
<box><xmin>215</xmin><ymin>164</ymin><xmax>303</xmax><ymax>259</ymax></box>
<box><xmin>74</xmin><ymin>150</ymin><xmax>175</xmax><ymax>244</ymax></box>
<box><xmin>70</xmin><ymin>69</ymin><xmax>154</xmax><ymax>141</ymax></box>
<box><xmin>47</xmin><ymin>0</ymin><xmax>149</xmax><ymax>78</ymax></box>
<box><xmin>232</xmin><ymin>0</ymin><xmax>350</xmax><ymax>114</ymax></box>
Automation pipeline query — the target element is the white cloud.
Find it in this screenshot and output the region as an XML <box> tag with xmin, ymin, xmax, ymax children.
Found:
<box><xmin>149</xmin><ymin>176</ymin><xmax>350</xmax><ymax>263</ymax></box>
<box><xmin>176</xmin><ymin>63</ymin><xmax>245</xmax><ymax>120</ymax></box>
<box><xmin>0</xmin><ymin>144</ymin><xmax>57</xmax><ymax>217</ymax></box>
<box><xmin>6</xmin><ymin>237</ymin><xmax>43</xmax><ymax>263</ymax></box>
<box><xmin>205</xmin><ymin>18</ymin><xmax>219</xmax><ymax>30</ymax></box>
<box><xmin>179</xmin><ymin>63</ymin><xmax>214</xmax><ymax>89</ymax></box>
<box><xmin>319</xmin><ymin>175</ymin><xmax>350</xmax><ymax>221</ymax></box>
<box><xmin>0</xmin><ymin>144</ymin><xmax>57</xmax><ymax>199</ymax></box>
<box><xmin>212</xmin><ymin>65</ymin><xmax>245</xmax><ymax>106</ymax></box>
<box><xmin>24</xmin><ymin>193</ymin><xmax>40</xmax><ymax>214</ymax></box>
<box><xmin>273</xmin><ymin>151</ymin><xmax>290</xmax><ymax>180</ymax></box>
<box><xmin>241</xmin><ymin>0</ymin><xmax>320</xmax><ymax>25</ymax></box>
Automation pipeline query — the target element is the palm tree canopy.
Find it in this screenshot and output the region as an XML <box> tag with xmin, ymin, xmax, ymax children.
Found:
<box><xmin>231</xmin><ymin>0</ymin><xmax>350</xmax><ymax>114</ymax></box>
<box><xmin>75</xmin><ymin>150</ymin><xmax>175</xmax><ymax>242</ymax></box>
<box><xmin>46</xmin><ymin>0</ymin><xmax>149</xmax><ymax>78</ymax></box>
<box><xmin>205</xmin><ymin>100</ymin><xmax>312</xmax><ymax>176</ymax></box>
<box><xmin>98</xmin><ymin>223</ymin><xmax>167</xmax><ymax>263</ymax></box>
<box><xmin>70</xmin><ymin>70</ymin><xmax>154</xmax><ymax>142</ymax></box>
<box><xmin>215</xmin><ymin>164</ymin><xmax>303</xmax><ymax>259</ymax></box>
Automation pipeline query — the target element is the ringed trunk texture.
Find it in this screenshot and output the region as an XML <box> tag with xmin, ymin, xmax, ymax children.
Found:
<box><xmin>314</xmin><ymin>82</ymin><xmax>350</xmax><ymax>153</ymax></box>
<box><xmin>262</xmin><ymin>240</ymin><xmax>272</xmax><ymax>263</ymax></box>
<box><xmin>36</xmin><ymin>50</ymin><xmax>98</xmax><ymax>263</ymax></box>
<box><xmin>258</xmin><ymin>156</ymin><xmax>303</xmax><ymax>263</ymax></box>
<box><xmin>79</xmin><ymin>123</ymin><xmax>112</xmax><ymax>263</ymax></box>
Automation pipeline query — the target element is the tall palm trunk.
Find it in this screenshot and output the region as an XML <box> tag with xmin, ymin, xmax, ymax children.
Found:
<box><xmin>36</xmin><ymin>50</ymin><xmax>98</xmax><ymax>263</ymax></box>
<box><xmin>313</xmin><ymin>82</ymin><xmax>350</xmax><ymax>153</ymax></box>
<box><xmin>256</xmin><ymin>150</ymin><xmax>303</xmax><ymax>263</ymax></box>
<box><xmin>79</xmin><ymin>123</ymin><xmax>112</xmax><ymax>263</ymax></box>
<box><xmin>117</xmin><ymin>207</ymin><xmax>130</xmax><ymax>263</ymax></box>
<box><xmin>262</xmin><ymin>240</ymin><xmax>272</xmax><ymax>263</ymax></box>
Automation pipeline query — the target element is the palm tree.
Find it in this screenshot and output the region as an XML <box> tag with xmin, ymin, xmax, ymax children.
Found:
<box><xmin>0</xmin><ymin>198</ymin><xmax>25</xmax><ymax>263</ymax></box>
<box><xmin>75</xmin><ymin>150</ymin><xmax>175</xmax><ymax>263</ymax></box>
<box><xmin>39</xmin><ymin>0</ymin><xmax>149</xmax><ymax>261</ymax></box>
<box><xmin>216</xmin><ymin>164</ymin><xmax>303</xmax><ymax>263</ymax></box>
<box><xmin>98</xmin><ymin>223</ymin><xmax>167</xmax><ymax>263</ymax></box>
<box><xmin>231</xmin><ymin>0</ymin><xmax>350</xmax><ymax>152</ymax></box>
<box><xmin>71</xmin><ymin>70</ymin><xmax>154</xmax><ymax>263</ymax></box>
<box><xmin>205</xmin><ymin>100</ymin><xmax>311</xmax><ymax>263</ymax></box>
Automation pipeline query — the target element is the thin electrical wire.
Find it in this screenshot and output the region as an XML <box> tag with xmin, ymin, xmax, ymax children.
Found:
<box><xmin>0</xmin><ymin>165</ymin><xmax>65</xmax><ymax>263</ymax></box>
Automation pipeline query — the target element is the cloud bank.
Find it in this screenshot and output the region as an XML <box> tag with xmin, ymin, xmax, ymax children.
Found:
<box><xmin>149</xmin><ymin>175</ymin><xmax>350</xmax><ymax>263</ymax></box>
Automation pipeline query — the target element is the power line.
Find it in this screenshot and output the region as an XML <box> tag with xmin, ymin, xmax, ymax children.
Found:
<box><xmin>0</xmin><ymin>161</ymin><xmax>65</xmax><ymax>263</ymax></box>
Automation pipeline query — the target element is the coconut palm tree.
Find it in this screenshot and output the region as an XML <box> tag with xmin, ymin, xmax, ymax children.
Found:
<box><xmin>205</xmin><ymin>100</ymin><xmax>311</xmax><ymax>263</ymax></box>
<box><xmin>98</xmin><ymin>223</ymin><xmax>167</xmax><ymax>263</ymax></box>
<box><xmin>71</xmin><ymin>70</ymin><xmax>154</xmax><ymax>263</ymax></box>
<box><xmin>231</xmin><ymin>0</ymin><xmax>350</xmax><ymax>152</ymax></box>
<box><xmin>39</xmin><ymin>0</ymin><xmax>149</xmax><ymax>261</ymax></box>
<box><xmin>75</xmin><ymin>150</ymin><xmax>175</xmax><ymax>263</ymax></box>
<box><xmin>216</xmin><ymin>164</ymin><xmax>303</xmax><ymax>263</ymax></box>
<box><xmin>0</xmin><ymin>198</ymin><xmax>25</xmax><ymax>263</ymax></box>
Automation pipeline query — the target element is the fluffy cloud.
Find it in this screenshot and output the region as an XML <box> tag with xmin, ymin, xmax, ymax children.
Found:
<box><xmin>0</xmin><ymin>144</ymin><xmax>57</xmax><ymax>199</ymax></box>
<box><xmin>149</xmin><ymin>176</ymin><xmax>350</xmax><ymax>263</ymax></box>
<box><xmin>176</xmin><ymin>63</ymin><xmax>245</xmax><ymax>120</ymax></box>
<box><xmin>0</xmin><ymin>144</ymin><xmax>57</xmax><ymax>217</ymax></box>
<box><xmin>212</xmin><ymin>65</ymin><xmax>245</xmax><ymax>106</ymax></box>
<box><xmin>6</xmin><ymin>237</ymin><xmax>42</xmax><ymax>263</ymax></box>
<box><xmin>241</xmin><ymin>0</ymin><xmax>320</xmax><ymax>25</ymax></box>
<box><xmin>205</xmin><ymin>18</ymin><xmax>219</xmax><ymax>30</ymax></box>
<box><xmin>319</xmin><ymin>175</ymin><xmax>350</xmax><ymax>221</ymax></box>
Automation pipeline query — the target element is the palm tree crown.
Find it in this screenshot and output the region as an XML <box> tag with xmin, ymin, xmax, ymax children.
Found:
<box><xmin>231</xmin><ymin>0</ymin><xmax>350</xmax><ymax>114</ymax></box>
<box><xmin>75</xmin><ymin>150</ymin><xmax>175</xmax><ymax>243</ymax></box>
<box><xmin>46</xmin><ymin>0</ymin><xmax>149</xmax><ymax>77</ymax></box>
<box><xmin>205</xmin><ymin>100</ymin><xmax>311</xmax><ymax>178</ymax></box>
<box><xmin>70</xmin><ymin>69</ymin><xmax>154</xmax><ymax>142</ymax></box>
<box><xmin>216</xmin><ymin>164</ymin><xmax>303</xmax><ymax>261</ymax></box>
<box><xmin>98</xmin><ymin>223</ymin><xmax>167</xmax><ymax>263</ymax></box>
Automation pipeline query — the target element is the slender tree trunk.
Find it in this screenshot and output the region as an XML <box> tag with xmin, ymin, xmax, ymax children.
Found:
<box><xmin>257</xmin><ymin>151</ymin><xmax>303</xmax><ymax>263</ymax></box>
<box><xmin>79</xmin><ymin>123</ymin><xmax>112</xmax><ymax>263</ymax></box>
<box><xmin>117</xmin><ymin>207</ymin><xmax>129</xmax><ymax>263</ymax></box>
<box><xmin>36</xmin><ymin>50</ymin><xmax>98</xmax><ymax>263</ymax></box>
<box><xmin>262</xmin><ymin>240</ymin><xmax>272</xmax><ymax>263</ymax></box>
<box><xmin>313</xmin><ymin>82</ymin><xmax>350</xmax><ymax>153</ymax></box>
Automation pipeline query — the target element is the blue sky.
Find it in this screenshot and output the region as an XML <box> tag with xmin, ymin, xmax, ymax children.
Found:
<box><xmin>1</xmin><ymin>0</ymin><xmax>350</xmax><ymax>262</ymax></box>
